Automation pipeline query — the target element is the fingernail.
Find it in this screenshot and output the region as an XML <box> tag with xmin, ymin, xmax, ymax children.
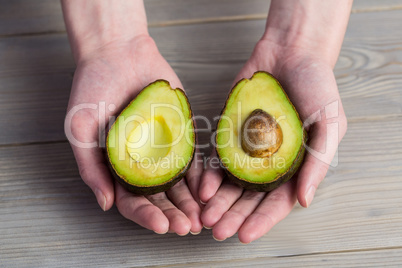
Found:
<box><xmin>154</xmin><ymin>230</ymin><xmax>168</xmax><ymax>235</ymax></box>
<box><xmin>305</xmin><ymin>185</ymin><xmax>316</xmax><ymax>208</ymax></box>
<box><xmin>94</xmin><ymin>188</ymin><xmax>106</xmax><ymax>211</ymax></box>
<box><xmin>240</xmin><ymin>240</ymin><xmax>250</xmax><ymax>245</ymax></box>
<box><xmin>190</xmin><ymin>230</ymin><xmax>202</xmax><ymax>235</ymax></box>
<box><xmin>203</xmin><ymin>225</ymin><xmax>212</xmax><ymax>230</ymax></box>
<box><xmin>213</xmin><ymin>235</ymin><xmax>226</xmax><ymax>242</ymax></box>
<box><xmin>200</xmin><ymin>200</ymin><xmax>206</xmax><ymax>205</ymax></box>
<box><xmin>178</xmin><ymin>231</ymin><xmax>190</xmax><ymax>237</ymax></box>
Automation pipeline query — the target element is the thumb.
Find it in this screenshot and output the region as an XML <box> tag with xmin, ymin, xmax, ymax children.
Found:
<box><xmin>65</xmin><ymin>110</ymin><xmax>115</xmax><ymax>211</ymax></box>
<box><xmin>72</xmin><ymin>146</ymin><xmax>115</xmax><ymax>211</ymax></box>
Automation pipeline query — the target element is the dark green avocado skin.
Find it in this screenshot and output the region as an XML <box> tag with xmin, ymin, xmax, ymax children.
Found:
<box><xmin>105</xmin><ymin>79</ymin><xmax>195</xmax><ymax>196</ymax></box>
<box><xmin>216</xmin><ymin>71</ymin><xmax>308</xmax><ymax>192</ymax></box>
<box><xmin>107</xmin><ymin>152</ymin><xmax>194</xmax><ymax>195</ymax></box>
<box><xmin>219</xmin><ymin>130</ymin><xmax>307</xmax><ymax>192</ymax></box>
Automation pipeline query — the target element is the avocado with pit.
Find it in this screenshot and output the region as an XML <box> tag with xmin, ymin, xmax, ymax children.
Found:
<box><xmin>106</xmin><ymin>80</ymin><xmax>195</xmax><ymax>195</ymax></box>
<box><xmin>216</xmin><ymin>71</ymin><xmax>307</xmax><ymax>192</ymax></box>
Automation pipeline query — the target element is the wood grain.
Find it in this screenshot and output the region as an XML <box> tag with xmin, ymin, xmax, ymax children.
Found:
<box><xmin>0</xmin><ymin>10</ymin><xmax>401</xmax><ymax>145</ymax></box>
<box><xmin>0</xmin><ymin>118</ymin><xmax>401</xmax><ymax>267</ymax></box>
<box><xmin>1</xmin><ymin>0</ymin><xmax>402</xmax><ymax>36</ymax></box>
<box><xmin>352</xmin><ymin>0</ymin><xmax>402</xmax><ymax>13</ymax></box>
<box><xmin>0</xmin><ymin>0</ymin><xmax>65</xmax><ymax>36</ymax></box>
<box><xmin>0</xmin><ymin>74</ymin><xmax>71</xmax><ymax>144</ymax></box>
<box><xmin>1</xmin><ymin>1</ymin><xmax>402</xmax><ymax>267</ymax></box>
<box><xmin>150</xmin><ymin>248</ymin><xmax>402</xmax><ymax>267</ymax></box>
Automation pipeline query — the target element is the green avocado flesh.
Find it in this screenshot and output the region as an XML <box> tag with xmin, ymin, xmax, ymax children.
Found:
<box><xmin>107</xmin><ymin>80</ymin><xmax>195</xmax><ymax>195</ymax></box>
<box><xmin>216</xmin><ymin>71</ymin><xmax>306</xmax><ymax>192</ymax></box>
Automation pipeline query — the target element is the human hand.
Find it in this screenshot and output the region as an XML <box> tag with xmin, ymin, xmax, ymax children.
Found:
<box><xmin>65</xmin><ymin>35</ymin><xmax>203</xmax><ymax>235</ymax></box>
<box><xmin>199</xmin><ymin>38</ymin><xmax>348</xmax><ymax>243</ymax></box>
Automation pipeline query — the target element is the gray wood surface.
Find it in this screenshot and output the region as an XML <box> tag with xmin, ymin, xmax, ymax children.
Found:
<box><xmin>1</xmin><ymin>10</ymin><xmax>402</xmax><ymax>144</ymax></box>
<box><xmin>152</xmin><ymin>248</ymin><xmax>402</xmax><ymax>268</ymax></box>
<box><xmin>1</xmin><ymin>0</ymin><xmax>402</xmax><ymax>35</ymax></box>
<box><xmin>1</xmin><ymin>118</ymin><xmax>401</xmax><ymax>267</ymax></box>
<box><xmin>1</xmin><ymin>0</ymin><xmax>402</xmax><ymax>267</ymax></box>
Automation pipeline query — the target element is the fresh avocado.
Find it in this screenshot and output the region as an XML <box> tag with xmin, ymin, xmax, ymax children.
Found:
<box><xmin>106</xmin><ymin>80</ymin><xmax>195</xmax><ymax>195</ymax></box>
<box><xmin>216</xmin><ymin>71</ymin><xmax>307</xmax><ymax>192</ymax></box>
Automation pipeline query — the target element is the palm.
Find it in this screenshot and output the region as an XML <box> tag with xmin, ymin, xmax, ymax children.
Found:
<box><xmin>199</xmin><ymin>40</ymin><xmax>347</xmax><ymax>243</ymax></box>
<box><xmin>66</xmin><ymin>36</ymin><xmax>203</xmax><ymax>235</ymax></box>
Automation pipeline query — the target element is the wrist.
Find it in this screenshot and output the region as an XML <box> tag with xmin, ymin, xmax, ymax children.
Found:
<box><xmin>61</xmin><ymin>0</ymin><xmax>148</xmax><ymax>64</ymax></box>
<box><xmin>262</xmin><ymin>0</ymin><xmax>353</xmax><ymax>68</ymax></box>
<box><xmin>259</xmin><ymin>29</ymin><xmax>331</xmax><ymax>67</ymax></box>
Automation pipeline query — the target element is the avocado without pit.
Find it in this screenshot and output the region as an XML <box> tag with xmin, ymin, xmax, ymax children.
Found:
<box><xmin>106</xmin><ymin>80</ymin><xmax>195</xmax><ymax>195</ymax></box>
<box><xmin>216</xmin><ymin>71</ymin><xmax>307</xmax><ymax>192</ymax></box>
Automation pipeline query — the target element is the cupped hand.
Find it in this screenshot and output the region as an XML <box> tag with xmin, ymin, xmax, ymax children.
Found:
<box><xmin>65</xmin><ymin>35</ymin><xmax>203</xmax><ymax>235</ymax></box>
<box><xmin>199</xmin><ymin>39</ymin><xmax>348</xmax><ymax>243</ymax></box>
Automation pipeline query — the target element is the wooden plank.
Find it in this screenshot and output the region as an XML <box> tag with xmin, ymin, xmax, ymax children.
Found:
<box><xmin>145</xmin><ymin>0</ymin><xmax>270</xmax><ymax>27</ymax></box>
<box><xmin>1</xmin><ymin>1</ymin><xmax>401</xmax><ymax>267</ymax></box>
<box><xmin>353</xmin><ymin>0</ymin><xmax>402</xmax><ymax>13</ymax></box>
<box><xmin>0</xmin><ymin>0</ymin><xmax>66</xmax><ymax>36</ymax></box>
<box><xmin>0</xmin><ymin>33</ymin><xmax>75</xmax><ymax>77</ymax></box>
<box><xmin>0</xmin><ymin>0</ymin><xmax>269</xmax><ymax>36</ymax></box>
<box><xmin>1</xmin><ymin>0</ymin><xmax>402</xmax><ymax>36</ymax></box>
<box><xmin>1</xmin><ymin>10</ymin><xmax>402</xmax><ymax>145</ymax></box>
<box><xmin>150</xmin><ymin>248</ymin><xmax>402</xmax><ymax>267</ymax></box>
<box><xmin>0</xmin><ymin>74</ymin><xmax>71</xmax><ymax>144</ymax></box>
<box><xmin>0</xmin><ymin>117</ymin><xmax>401</xmax><ymax>267</ymax></box>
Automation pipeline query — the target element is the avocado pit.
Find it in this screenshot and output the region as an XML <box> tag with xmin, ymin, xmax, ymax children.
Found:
<box><xmin>241</xmin><ymin>109</ymin><xmax>283</xmax><ymax>158</ymax></box>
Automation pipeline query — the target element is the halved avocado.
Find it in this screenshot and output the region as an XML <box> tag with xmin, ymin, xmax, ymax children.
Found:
<box><xmin>106</xmin><ymin>80</ymin><xmax>195</xmax><ymax>195</ymax></box>
<box><xmin>216</xmin><ymin>71</ymin><xmax>307</xmax><ymax>192</ymax></box>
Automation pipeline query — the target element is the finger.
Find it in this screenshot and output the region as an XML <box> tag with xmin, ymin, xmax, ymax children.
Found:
<box><xmin>297</xmin><ymin>119</ymin><xmax>341</xmax><ymax>208</ymax></box>
<box><xmin>212</xmin><ymin>191</ymin><xmax>266</xmax><ymax>241</ymax></box>
<box><xmin>201</xmin><ymin>182</ymin><xmax>243</xmax><ymax>228</ymax></box>
<box><xmin>147</xmin><ymin>192</ymin><xmax>191</xmax><ymax>236</ymax></box>
<box><xmin>199</xmin><ymin>151</ymin><xmax>225</xmax><ymax>204</ymax></box>
<box><xmin>185</xmin><ymin>150</ymin><xmax>204</xmax><ymax>204</ymax></box>
<box><xmin>167</xmin><ymin>179</ymin><xmax>203</xmax><ymax>234</ymax></box>
<box><xmin>67</xmin><ymin>111</ymin><xmax>114</xmax><ymax>211</ymax></box>
<box><xmin>238</xmin><ymin>180</ymin><xmax>297</xmax><ymax>244</ymax></box>
<box><xmin>115</xmin><ymin>183</ymin><xmax>169</xmax><ymax>234</ymax></box>
<box><xmin>72</xmin><ymin>146</ymin><xmax>115</xmax><ymax>211</ymax></box>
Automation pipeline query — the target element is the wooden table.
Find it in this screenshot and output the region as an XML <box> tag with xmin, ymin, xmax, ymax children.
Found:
<box><xmin>1</xmin><ymin>1</ymin><xmax>402</xmax><ymax>267</ymax></box>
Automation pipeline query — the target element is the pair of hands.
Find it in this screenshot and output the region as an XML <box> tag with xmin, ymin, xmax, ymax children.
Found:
<box><xmin>66</xmin><ymin>34</ymin><xmax>347</xmax><ymax>243</ymax></box>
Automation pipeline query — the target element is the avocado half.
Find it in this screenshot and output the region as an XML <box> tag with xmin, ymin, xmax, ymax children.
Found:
<box><xmin>106</xmin><ymin>80</ymin><xmax>195</xmax><ymax>195</ymax></box>
<box><xmin>216</xmin><ymin>71</ymin><xmax>307</xmax><ymax>192</ymax></box>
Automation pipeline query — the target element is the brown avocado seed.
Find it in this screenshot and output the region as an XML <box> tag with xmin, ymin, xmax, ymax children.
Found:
<box><xmin>241</xmin><ymin>109</ymin><xmax>283</xmax><ymax>158</ymax></box>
